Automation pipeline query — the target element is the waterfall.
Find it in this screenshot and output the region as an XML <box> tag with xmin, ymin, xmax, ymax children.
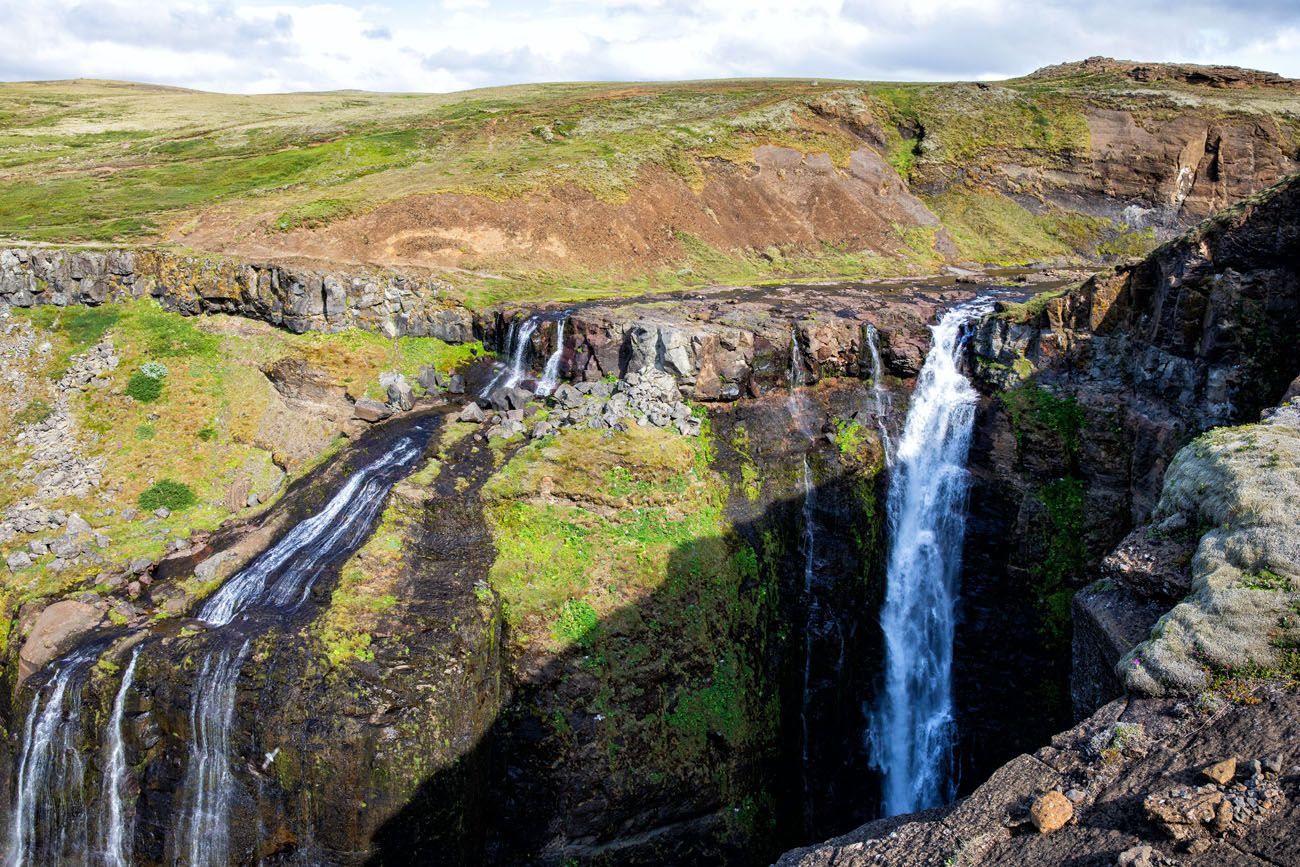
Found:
<box><xmin>98</xmin><ymin>648</ymin><xmax>140</xmax><ymax>867</ymax></box>
<box><xmin>6</xmin><ymin>646</ymin><xmax>98</xmax><ymax>867</ymax></box>
<box><xmin>200</xmin><ymin>434</ymin><xmax>426</xmax><ymax>626</ymax></box>
<box><xmin>479</xmin><ymin>316</ymin><xmax>538</xmax><ymax>397</ymax></box>
<box><xmin>175</xmin><ymin>419</ymin><xmax>433</xmax><ymax>862</ymax></box>
<box><xmin>864</xmin><ymin>323</ymin><xmax>894</xmax><ymax>465</ymax></box>
<box><xmin>502</xmin><ymin>317</ymin><xmax>539</xmax><ymax>391</ymax></box>
<box><xmin>535</xmin><ymin>316</ymin><xmax>568</xmax><ymax>397</ymax></box>
<box><xmin>176</xmin><ymin>641</ymin><xmax>250</xmax><ymax>867</ymax></box>
<box><xmin>869</xmin><ymin>299</ymin><xmax>991</xmax><ymax>817</ymax></box>
<box><xmin>478</xmin><ymin>319</ymin><xmax>516</xmax><ymax>397</ymax></box>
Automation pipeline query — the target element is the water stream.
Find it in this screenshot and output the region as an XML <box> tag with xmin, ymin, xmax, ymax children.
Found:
<box><xmin>5</xmin><ymin>646</ymin><xmax>100</xmax><ymax>867</ymax></box>
<box><xmin>535</xmin><ymin>316</ymin><xmax>568</xmax><ymax>397</ymax></box>
<box><xmin>864</xmin><ymin>323</ymin><xmax>894</xmax><ymax>465</ymax></box>
<box><xmin>868</xmin><ymin>299</ymin><xmax>991</xmax><ymax>816</ymax></box>
<box><xmin>98</xmin><ymin>647</ymin><xmax>139</xmax><ymax>867</ymax></box>
<box><xmin>174</xmin><ymin>419</ymin><xmax>433</xmax><ymax>864</ymax></box>
<box><xmin>479</xmin><ymin>316</ymin><xmax>539</xmax><ymax>397</ymax></box>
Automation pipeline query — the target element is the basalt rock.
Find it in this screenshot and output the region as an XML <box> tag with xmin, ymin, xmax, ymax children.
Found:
<box><xmin>0</xmin><ymin>246</ymin><xmax>472</xmax><ymax>341</ymax></box>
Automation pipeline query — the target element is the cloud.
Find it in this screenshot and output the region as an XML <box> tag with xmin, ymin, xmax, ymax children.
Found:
<box><xmin>0</xmin><ymin>0</ymin><xmax>1295</xmax><ymax>94</ymax></box>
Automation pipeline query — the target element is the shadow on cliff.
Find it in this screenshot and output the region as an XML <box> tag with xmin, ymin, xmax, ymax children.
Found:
<box><xmin>360</xmin><ymin>391</ymin><xmax>897</xmax><ymax>867</ymax></box>
<box><xmin>360</xmin><ymin>487</ymin><xmax>883</xmax><ymax>867</ymax></box>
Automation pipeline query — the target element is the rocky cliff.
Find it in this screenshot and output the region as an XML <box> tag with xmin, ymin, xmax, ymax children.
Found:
<box><xmin>781</xmin><ymin>171</ymin><xmax>1300</xmax><ymax>867</ymax></box>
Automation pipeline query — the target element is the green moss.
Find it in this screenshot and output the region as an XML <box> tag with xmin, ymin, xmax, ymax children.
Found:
<box><xmin>1001</xmin><ymin>384</ymin><xmax>1085</xmax><ymax>455</ymax></box>
<box><xmin>831</xmin><ymin>418</ymin><xmax>865</xmax><ymax>456</ymax></box>
<box><xmin>1242</xmin><ymin>569</ymin><xmax>1293</xmax><ymax>592</ymax></box>
<box><xmin>1034</xmin><ymin>476</ymin><xmax>1087</xmax><ymax>642</ymax></box>
<box><xmin>125</xmin><ymin>371</ymin><xmax>163</xmax><ymax>402</ymax></box>
<box><xmin>552</xmin><ymin>598</ymin><xmax>599</xmax><ymax>647</ymax></box>
<box><xmin>1098</xmin><ymin>225</ymin><xmax>1159</xmax><ymax>259</ymax></box>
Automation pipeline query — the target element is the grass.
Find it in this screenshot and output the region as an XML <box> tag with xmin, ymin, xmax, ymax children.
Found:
<box><xmin>0</xmin><ymin>299</ymin><xmax>481</xmax><ymax>628</ymax></box>
<box><xmin>481</xmin><ymin>423</ymin><xmax>777</xmax><ymax>779</ymax></box>
<box><xmin>138</xmin><ymin>479</ymin><xmax>197</xmax><ymax>512</ymax></box>
<box><xmin>0</xmin><ymin>74</ymin><xmax>1292</xmax><ymax>284</ymax></box>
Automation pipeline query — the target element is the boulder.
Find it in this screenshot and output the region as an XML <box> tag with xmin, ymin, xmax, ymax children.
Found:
<box><xmin>489</xmin><ymin>386</ymin><xmax>532</xmax><ymax>412</ymax></box>
<box><xmin>6</xmin><ymin>550</ymin><xmax>32</xmax><ymax>571</ymax></box>
<box><xmin>458</xmin><ymin>402</ymin><xmax>486</xmax><ymax>423</ymax></box>
<box><xmin>448</xmin><ymin>373</ymin><xmax>466</xmax><ymax>394</ymax></box>
<box><xmin>1202</xmin><ymin>757</ymin><xmax>1237</xmax><ymax>784</ymax></box>
<box><xmin>381</xmin><ymin>372</ymin><xmax>415</xmax><ymax>411</ymax></box>
<box><xmin>354</xmin><ymin>398</ymin><xmax>392</xmax><ymax>423</ymax></box>
<box><xmin>18</xmin><ymin>599</ymin><xmax>103</xmax><ymax>682</ymax></box>
<box><xmin>65</xmin><ymin>512</ymin><xmax>92</xmax><ymax>535</ymax></box>
<box><xmin>1030</xmin><ymin>790</ymin><xmax>1073</xmax><ymax>833</ymax></box>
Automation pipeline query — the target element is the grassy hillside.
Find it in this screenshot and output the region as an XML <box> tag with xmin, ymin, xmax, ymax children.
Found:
<box><xmin>1</xmin><ymin>70</ymin><xmax>1298</xmax><ymax>292</ymax></box>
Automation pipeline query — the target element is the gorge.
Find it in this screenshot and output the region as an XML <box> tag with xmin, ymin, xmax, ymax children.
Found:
<box><xmin>0</xmin><ymin>59</ymin><xmax>1297</xmax><ymax>867</ymax></box>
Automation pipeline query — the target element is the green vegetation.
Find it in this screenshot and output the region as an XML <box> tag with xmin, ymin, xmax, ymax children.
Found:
<box><xmin>482</xmin><ymin>424</ymin><xmax>777</xmax><ymax>827</ymax></box>
<box><xmin>14</xmin><ymin>398</ymin><xmax>52</xmax><ymax>426</ymax></box>
<box><xmin>1002</xmin><ymin>384</ymin><xmax>1085</xmax><ymax>455</ymax></box>
<box><xmin>125</xmin><ymin>370</ymin><xmax>164</xmax><ymax>402</ymax></box>
<box><xmin>1034</xmin><ymin>476</ymin><xmax>1087</xmax><ymax>643</ymax></box>
<box><xmin>831</xmin><ymin>418</ymin><xmax>865</xmax><ymax>457</ymax></box>
<box><xmin>272</xmin><ymin>198</ymin><xmax>355</xmax><ymax>232</ymax></box>
<box><xmin>138</xmin><ymin>479</ymin><xmax>197</xmax><ymax>512</ymax></box>
<box><xmin>1242</xmin><ymin>569</ymin><xmax>1294</xmax><ymax>592</ymax></box>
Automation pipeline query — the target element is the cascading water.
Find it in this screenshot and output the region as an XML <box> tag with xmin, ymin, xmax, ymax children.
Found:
<box><xmin>98</xmin><ymin>647</ymin><xmax>139</xmax><ymax>867</ymax></box>
<box><xmin>173</xmin><ymin>419</ymin><xmax>434</xmax><ymax>864</ymax></box>
<box><xmin>868</xmin><ymin>299</ymin><xmax>991</xmax><ymax>817</ymax></box>
<box><xmin>864</xmin><ymin>323</ymin><xmax>894</xmax><ymax>465</ymax></box>
<box><xmin>176</xmin><ymin>641</ymin><xmax>250</xmax><ymax>867</ymax></box>
<box><xmin>478</xmin><ymin>319</ymin><xmax>516</xmax><ymax>397</ymax></box>
<box><xmin>6</xmin><ymin>646</ymin><xmax>99</xmax><ymax>867</ymax></box>
<box><xmin>200</xmin><ymin>435</ymin><xmax>426</xmax><ymax>626</ymax></box>
<box><xmin>480</xmin><ymin>316</ymin><xmax>539</xmax><ymax>397</ymax></box>
<box><xmin>535</xmin><ymin>316</ymin><xmax>568</xmax><ymax>397</ymax></box>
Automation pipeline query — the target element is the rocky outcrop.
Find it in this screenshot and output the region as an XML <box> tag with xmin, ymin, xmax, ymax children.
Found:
<box><xmin>1121</xmin><ymin>402</ymin><xmax>1300</xmax><ymax>697</ymax></box>
<box><xmin>0</xmin><ymin>247</ymin><xmax>472</xmax><ymax>340</ymax></box>
<box><xmin>778</xmin><ymin>686</ymin><xmax>1300</xmax><ymax>866</ymax></box>
<box><xmin>481</xmin><ymin>279</ymin><xmax>984</xmax><ymax>402</ymax></box>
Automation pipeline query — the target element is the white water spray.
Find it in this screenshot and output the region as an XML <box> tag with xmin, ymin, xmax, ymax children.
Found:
<box><xmin>176</xmin><ymin>641</ymin><xmax>250</xmax><ymax>867</ymax></box>
<box><xmin>99</xmin><ymin>648</ymin><xmax>140</xmax><ymax>867</ymax></box>
<box><xmin>864</xmin><ymin>323</ymin><xmax>894</xmax><ymax>465</ymax></box>
<box><xmin>535</xmin><ymin>317</ymin><xmax>568</xmax><ymax>397</ymax></box>
<box><xmin>5</xmin><ymin>647</ymin><xmax>97</xmax><ymax>867</ymax></box>
<box><xmin>869</xmin><ymin>299</ymin><xmax>991</xmax><ymax>816</ymax></box>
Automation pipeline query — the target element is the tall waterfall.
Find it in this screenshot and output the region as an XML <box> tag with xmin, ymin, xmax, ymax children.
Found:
<box><xmin>536</xmin><ymin>316</ymin><xmax>568</xmax><ymax>397</ymax></box>
<box><xmin>479</xmin><ymin>316</ymin><xmax>539</xmax><ymax>397</ymax></box>
<box><xmin>99</xmin><ymin>647</ymin><xmax>140</xmax><ymax>867</ymax></box>
<box><xmin>868</xmin><ymin>299</ymin><xmax>990</xmax><ymax>816</ymax></box>
<box><xmin>5</xmin><ymin>646</ymin><xmax>99</xmax><ymax>867</ymax></box>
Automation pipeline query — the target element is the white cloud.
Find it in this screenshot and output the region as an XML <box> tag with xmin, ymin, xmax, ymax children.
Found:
<box><xmin>0</xmin><ymin>0</ymin><xmax>1295</xmax><ymax>93</ymax></box>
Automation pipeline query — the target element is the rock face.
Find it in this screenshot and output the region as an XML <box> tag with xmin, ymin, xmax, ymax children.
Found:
<box><xmin>953</xmin><ymin>173</ymin><xmax>1300</xmax><ymax>777</ymax></box>
<box><xmin>0</xmin><ymin>247</ymin><xmax>472</xmax><ymax>340</ymax></box>
<box><xmin>479</xmin><ymin>279</ymin><xmax>981</xmax><ymax>403</ymax></box>
<box><xmin>777</xmin><ymin>687</ymin><xmax>1300</xmax><ymax>867</ymax></box>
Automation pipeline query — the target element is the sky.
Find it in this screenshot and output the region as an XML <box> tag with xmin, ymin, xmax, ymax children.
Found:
<box><xmin>1</xmin><ymin>0</ymin><xmax>1298</xmax><ymax>94</ymax></box>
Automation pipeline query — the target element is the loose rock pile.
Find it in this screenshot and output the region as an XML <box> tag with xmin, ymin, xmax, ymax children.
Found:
<box><xmin>0</xmin><ymin>315</ymin><xmax>119</xmax><ymax>551</ymax></box>
<box><xmin>469</xmin><ymin>366</ymin><xmax>702</xmax><ymax>441</ymax></box>
<box><xmin>1142</xmin><ymin>753</ymin><xmax>1290</xmax><ymax>854</ymax></box>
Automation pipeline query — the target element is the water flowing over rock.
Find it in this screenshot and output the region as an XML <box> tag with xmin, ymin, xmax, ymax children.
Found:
<box><xmin>535</xmin><ymin>315</ymin><xmax>568</xmax><ymax>397</ymax></box>
<box><xmin>6</xmin><ymin>645</ymin><xmax>100</xmax><ymax>866</ymax></box>
<box><xmin>869</xmin><ymin>299</ymin><xmax>990</xmax><ymax>816</ymax></box>
<box><xmin>98</xmin><ymin>647</ymin><xmax>140</xmax><ymax>867</ymax></box>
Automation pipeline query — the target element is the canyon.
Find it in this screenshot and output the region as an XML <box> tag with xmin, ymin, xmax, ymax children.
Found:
<box><xmin>0</xmin><ymin>60</ymin><xmax>1297</xmax><ymax>867</ymax></box>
